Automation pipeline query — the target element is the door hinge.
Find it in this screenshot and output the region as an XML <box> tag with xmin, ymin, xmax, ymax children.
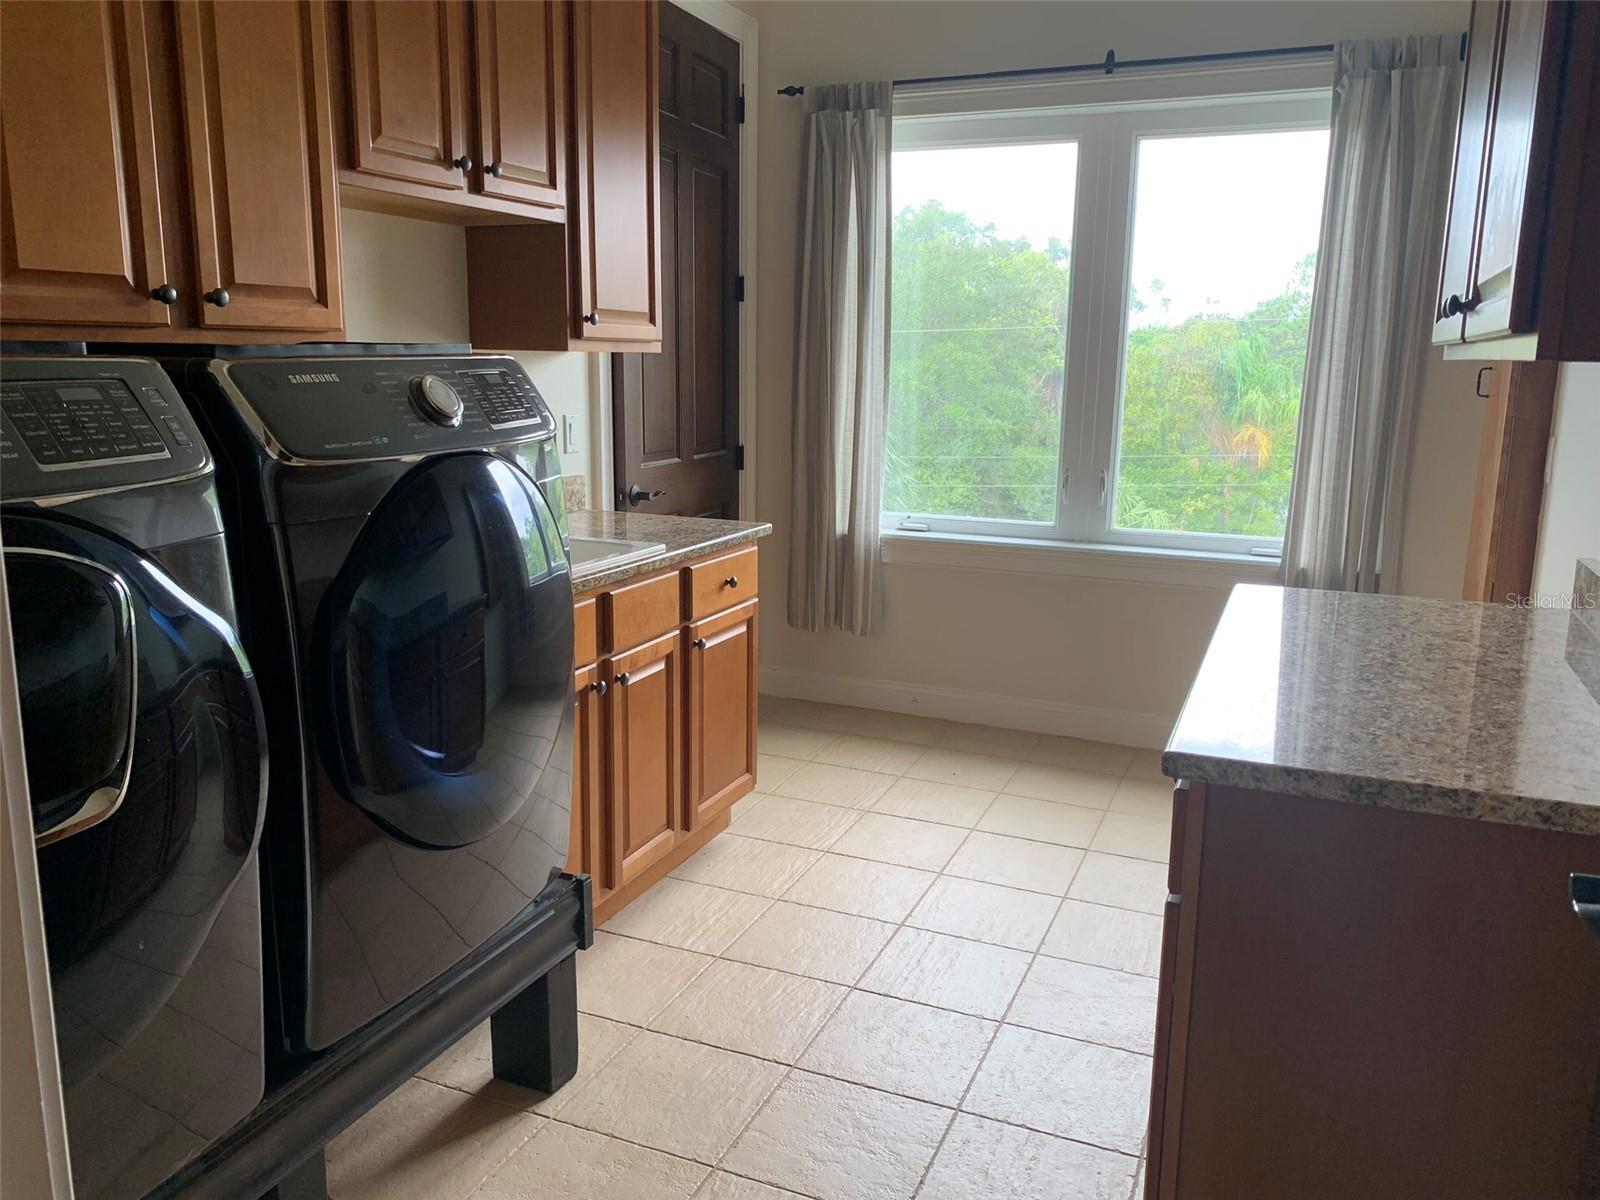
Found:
<box><xmin>737</xmin><ymin>87</ymin><xmax>746</xmax><ymax>124</ymax></box>
<box><xmin>735</xmin><ymin>275</ymin><xmax>745</xmax><ymax>303</ymax></box>
<box><xmin>735</xmin><ymin>444</ymin><xmax>746</xmax><ymax>470</ymax></box>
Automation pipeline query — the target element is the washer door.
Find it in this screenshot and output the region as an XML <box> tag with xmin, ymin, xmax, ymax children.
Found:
<box><xmin>322</xmin><ymin>454</ymin><xmax>574</xmax><ymax>850</ymax></box>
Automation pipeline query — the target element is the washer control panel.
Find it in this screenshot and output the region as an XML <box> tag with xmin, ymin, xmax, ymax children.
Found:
<box><xmin>1</xmin><ymin>359</ymin><xmax>208</xmax><ymax>500</ymax></box>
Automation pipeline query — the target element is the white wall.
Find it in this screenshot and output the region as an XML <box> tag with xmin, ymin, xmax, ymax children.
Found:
<box><xmin>339</xmin><ymin>209</ymin><xmax>607</xmax><ymax>504</ymax></box>
<box><xmin>739</xmin><ymin>0</ymin><xmax>1477</xmax><ymax>746</ymax></box>
<box><xmin>1533</xmin><ymin>363</ymin><xmax>1600</xmax><ymax>600</ymax></box>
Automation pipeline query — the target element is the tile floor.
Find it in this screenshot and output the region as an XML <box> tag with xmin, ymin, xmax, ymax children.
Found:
<box><xmin>326</xmin><ymin>699</ymin><xmax>1172</xmax><ymax>1200</ymax></box>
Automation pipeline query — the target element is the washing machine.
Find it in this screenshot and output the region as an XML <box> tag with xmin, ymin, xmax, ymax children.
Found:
<box><xmin>0</xmin><ymin>354</ymin><xmax>268</xmax><ymax>1200</ymax></box>
<box><xmin>170</xmin><ymin>348</ymin><xmax>575</xmax><ymax>1056</ymax></box>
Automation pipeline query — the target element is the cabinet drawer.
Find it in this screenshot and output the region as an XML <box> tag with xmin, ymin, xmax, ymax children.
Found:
<box><xmin>574</xmin><ymin>596</ymin><xmax>598</xmax><ymax>665</ymax></box>
<box><xmin>686</xmin><ymin>547</ymin><xmax>758</xmax><ymax>619</ymax></box>
<box><xmin>604</xmin><ymin>571</ymin><xmax>680</xmax><ymax>653</ymax></box>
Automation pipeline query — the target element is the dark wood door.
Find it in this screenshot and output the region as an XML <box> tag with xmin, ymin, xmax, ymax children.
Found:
<box><xmin>1434</xmin><ymin>0</ymin><xmax>1500</xmax><ymax>345</ymax></box>
<box><xmin>175</xmin><ymin>0</ymin><xmax>342</xmax><ymax>332</ymax></box>
<box><xmin>0</xmin><ymin>0</ymin><xmax>174</xmax><ymax>329</ymax></box>
<box><xmin>606</xmin><ymin>629</ymin><xmax>681</xmax><ymax>887</ymax></box>
<box><xmin>612</xmin><ymin>2</ymin><xmax>740</xmax><ymax>516</ymax></box>
<box><xmin>685</xmin><ymin>599</ymin><xmax>757</xmax><ymax>829</ymax></box>
<box><xmin>570</xmin><ymin>0</ymin><xmax>661</xmax><ymax>342</ymax></box>
<box><xmin>345</xmin><ymin>0</ymin><xmax>470</xmax><ymax>193</ymax></box>
<box><xmin>472</xmin><ymin>0</ymin><xmax>565</xmax><ymax>212</ymax></box>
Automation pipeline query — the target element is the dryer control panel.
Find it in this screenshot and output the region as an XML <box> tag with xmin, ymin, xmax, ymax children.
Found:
<box><xmin>214</xmin><ymin>354</ymin><xmax>557</xmax><ymax>463</ymax></box>
<box><xmin>1</xmin><ymin>359</ymin><xmax>210</xmax><ymax>500</ymax></box>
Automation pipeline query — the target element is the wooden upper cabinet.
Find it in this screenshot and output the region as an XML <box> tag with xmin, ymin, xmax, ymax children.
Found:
<box><xmin>473</xmin><ymin>0</ymin><xmax>566</xmax><ymax>211</ymax></box>
<box><xmin>176</xmin><ymin>0</ymin><xmax>342</xmax><ymax>332</ymax></box>
<box><xmin>345</xmin><ymin>0</ymin><xmax>470</xmax><ymax>192</ymax></box>
<box><xmin>1433</xmin><ymin>1</ymin><xmax>1498</xmax><ymax>346</ymax></box>
<box><xmin>0</xmin><ymin>0</ymin><xmax>172</xmax><ymax>328</ymax></box>
<box><xmin>570</xmin><ymin>0</ymin><xmax>661</xmax><ymax>342</ymax></box>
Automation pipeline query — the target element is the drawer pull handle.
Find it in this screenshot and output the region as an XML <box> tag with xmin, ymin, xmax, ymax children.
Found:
<box><xmin>725</xmin><ymin>575</ymin><xmax>739</xmax><ymax>588</ymax></box>
<box><xmin>616</xmin><ymin>672</ymin><xmax>630</xmax><ymax>687</ymax></box>
<box><xmin>593</xmin><ymin>679</ymin><xmax>608</xmax><ymax>696</ymax></box>
<box><xmin>693</xmin><ymin>637</ymin><xmax>708</xmax><ymax>650</ymax></box>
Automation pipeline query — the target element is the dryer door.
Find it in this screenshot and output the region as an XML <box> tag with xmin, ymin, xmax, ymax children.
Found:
<box><xmin>321</xmin><ymin>453</ymin><xmax>575</xmax><ymax>853</ymax></box>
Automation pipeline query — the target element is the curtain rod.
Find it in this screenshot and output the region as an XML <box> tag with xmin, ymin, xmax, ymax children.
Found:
<box><xmin>775</xmin><ymin>34</ymin><xmax>1466</xmax><ymax>96</ymax></box>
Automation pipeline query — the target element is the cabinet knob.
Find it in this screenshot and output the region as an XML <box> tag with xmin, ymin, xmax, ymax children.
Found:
<box><xmin>583</xmin><ymin>312</ymin><xmax>600</xmax><ymax>326</ymax></box>
<box><xmin>693</xmin><ymin>637</ymin><xmax>708</xmax><ymax>650</ymax></box>
<box><xmin>486</xmin><ymin>161</ymin><xmax>504</xmax><ymax>177</ymax></box>
<box><xmin>616</xmin><ymin>672</ymin><xmax>630</xmax><ymax>687</ymax></box>
<box><xmin>204</xmin><ymin>287</ymin><xmax>230</xmax><ymax>308</ymax></box>
<box><xmin>1442</xmin><ymin>292</ymin><xmax>1481</xmax><ymax>318</ymax></box>
<box><xmin>454</xmin><ymin>154</ymin><xmax>474</xmax><ymax>171</ymax></box>
<box><xmin>725</xmin><ymin>576</ymin><xmax>739</xmax><ymax>588</ymax></box>
<box><xmin>150</xmin><ymin>283</ymin><xmax>178</xmax><ymax>304</ymax></box>
<box><xmin>593</xmin><ymin>678</ymin><xmax>608</xmax><ymax>696</ymax></box>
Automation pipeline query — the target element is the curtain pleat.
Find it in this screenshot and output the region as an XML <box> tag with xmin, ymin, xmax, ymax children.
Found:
<box><xmin>1281</xmin><ymin>35</ymin><xmax>1462</xmax><ymax>593</ymax></box>
<box><xmin>788</xmin><ymin>82</ymin><xmax>892</xmax><ymax>636</ymax></box>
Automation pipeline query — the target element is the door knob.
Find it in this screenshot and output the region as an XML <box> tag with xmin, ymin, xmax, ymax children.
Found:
<box><xmin>627</xmin><ymin>484</ymin><xmax>667</xmax><ymax>506</ymax></box>
<box><xmin>454</xmin><ymin>154</ymin><xmax>474</xmax><ymax>171</ymax></box>
<box><xmin>150</xmin><ymin>284</ymin><xmax>178</xmax><ymax>304</ymax></box>
<box><xmin>204</xmin><ymin>287</ymin><xmax>230</xmax><ymax>307</ymax></box>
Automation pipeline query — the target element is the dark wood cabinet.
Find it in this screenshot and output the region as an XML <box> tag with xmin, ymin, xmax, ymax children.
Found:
<box><xmin>175</xmin><ymin>0</ymin><xmax>342</xmax><ymax>332</ymax></box>
<box><xmin>685</xmin><ymin>599</ymin><xmax>758</xmax><ymax>829</ymax></box>
<box><xmin>1434</xmin><ymin>0</ymin><xmax>1600</xmax><ymax>360</ymax></box>
<box><xmin>0</xmin><ymin>0</ymin><xmax>172</xmax><ymax>329</ymax></box>
<box><xmin>473</xmin><ymin>0</ymin><xmax>566</xmax><ymax>212</ymax></box>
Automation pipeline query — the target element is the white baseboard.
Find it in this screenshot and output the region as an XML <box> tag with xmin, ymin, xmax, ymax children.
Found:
<box><xmin>760</xmin><ymin>665</ymin><xmax>1174</xmax><ymax>750</ymax></box>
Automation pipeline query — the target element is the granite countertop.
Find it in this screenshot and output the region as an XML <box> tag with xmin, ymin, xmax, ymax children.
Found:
<box><xmin>1163</xmin><ymin>583</ymin><xmax>1600</xmax><ymax>835</ymax></box>
<box><xmin>568</xmin><ymin>510</ymin><xmax>772</xmax><ymax>591</ymax></box>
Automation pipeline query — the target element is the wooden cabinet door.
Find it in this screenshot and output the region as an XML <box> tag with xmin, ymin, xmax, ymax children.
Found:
<box><xmin>606</xmin><ymin>629</ymin><xmax>681</xmax><ymax>887</ymax></box>
<box><xmin>175</xmin><ymin>0</ymin><xmax>342</xmax><ymax>332</ymax></box>
<box><xmin>1434</xmin><ymin>0</ymin><xmax>1500</xmax><ymax>345</ymax></box>
<box><xmin>570</xmin><ymin>0</ymin><xmax>661</xmax><ymax>342</ymax></box>
<box><xmin>685</xmin><ymin>599</ymin><xmax>757</xmax><ymax>829</ymax></box>
<box><xmin>567</xmin><ymin>661</ymin><xmax>614</xmax><ymax>901</ymax></box>
<box><xmin>473</xmin><ymin>0</ymin><xmax>565</xmax><ymax>212</ymax></box>
<box><xmin>1463</xmin><ymin>0</ymin><xmax>1566</xmax><ymax>343</ymax></box>
<box><xmin>345</xmin><ymin>0</ymin><xmax>470</xmax><ymax>192</ymax></box>
<box><xmin>0</xmin><ymin>0</ymin><xmax>173</xmax><ymax>328</ymax></box>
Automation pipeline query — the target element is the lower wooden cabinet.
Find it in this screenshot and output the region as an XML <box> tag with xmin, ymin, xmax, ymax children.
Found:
<box><xmin>566</xmin><ymin>544</ymin><xmax>760</xmax><ymax>923</ymax></box>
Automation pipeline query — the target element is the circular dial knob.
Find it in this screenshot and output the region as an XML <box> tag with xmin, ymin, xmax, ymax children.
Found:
<box><xmin>409</xmin><ymin>374</ymin><xmax>465</xmax><ymax>427</ymax></box>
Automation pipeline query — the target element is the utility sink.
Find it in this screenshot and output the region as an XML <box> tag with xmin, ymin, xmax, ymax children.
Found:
<box><xmin>567</xmin><ymin>535</ymin><xmax>667</xmax><ymax>570</ymax></box>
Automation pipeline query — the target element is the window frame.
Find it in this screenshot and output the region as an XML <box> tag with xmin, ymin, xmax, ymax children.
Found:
<box><xmin>883</xmin><ymin>71</ymin><xmax>1333</xmax><ymax>561</ymax></box>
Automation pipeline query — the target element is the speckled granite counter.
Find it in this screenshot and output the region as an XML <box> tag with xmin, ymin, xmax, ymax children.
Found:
<box><xmin>568</xmin><ymin>510</ymin><xmax>772</xmax><ymax>591</ymax></box>
<box><xmin>1163</xmin><ymin>584</ymin><xmax>1600</xmax><ymax>835</ymax></box>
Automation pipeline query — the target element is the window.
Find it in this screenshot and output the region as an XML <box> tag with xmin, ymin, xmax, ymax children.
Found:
<box><xmin>884</xmin><ymin>82</ymin><xmax>1331</xmax><ymax>557</ymax></box>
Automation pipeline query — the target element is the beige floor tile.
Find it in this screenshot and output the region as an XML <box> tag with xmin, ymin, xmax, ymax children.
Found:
<box><xmin>470</xmin><ymin>1120</ymin><xmax>707</xmax><ymax>1200</ymax></box>
<box><xmin>939</xmin><ymin>722</ymin><xmax>1041</xmax><ymax>759</ymax></box>
<box><xmin>557</xmin><ymin>1031</ymin><xmax>784</xmax><ymax>1164</ymax></box>
<box><xmin>1123</xmin><ymin>749</ymin><xmax>1169</xmax><ymax>784</ymax></box>
<box><xmin>723</xmin><ymin>900</ymin><xmax>896</xmax><ymax>985</ymax></box>
<box><xmin>326</xmin><ymin>1077</ymin><xmax>538</xmax><ymax>1200</ymax></box>
<box><xmin>758</xmin><ymin>723</ymin><xmax>838</xmax><ymax>759</ymax></box>
<box><xmin>908</xmin><ymin>876</ymin><xmax>1061</xmax><ymax>952</ymax></box>
<box><xmin>720</xmin><ymin>1071</ymin><xmax>950</xmax><ymax>1200</ymax></box>
<box><xmin>829</xmin><ymin>812</ymin><xmax>967</xmax><ymax>871</ymax></box>
<box><xmin>944</xmin><ymin>831</ymin><xmax>1085</xmax><ymax>896</ymax></box>
<box><xmin>1090</xmin><ymin>812</ymin><xmax>1171</xmax><ymax>863</ymax></box>
<box><xmin>859</xmin><ymin>927</ymin><xmax>1030</xmax><ymax>1019</ymax></box>
<box><xmin>729</xmin><ymin>793</ymin><xmax>761</xmax><ymax>823</ymax></box>
<box><xmin>671</xmin><ymin>834</ymin><xmax>821</xmax><ymax>898</ymax></box>
<box><xmin>1008</xmin><ymin>957</ymin><xmax>1158</xmax><ymax>1053</ymax></box>
<box><xmin>774</xmin><ymin>762</ymin><xmax>896</xmax><ymax>810</ymax></box>
<box><xmin>918</xmin><ymin>1112</ymin><xmax>1137</xmax><ymax>1200</ymax></box>
<box><xmin>963</xmin><ymin>1025</ymin><xmax>1152</xmax><ymax>1153</ymax></box>
<box><xmin>870</xmin><ymin>777</ymin><xmax>997</xmax><ymax>828</ymax></box>
<box><xmin>602</xmin><ymin>878</ymin><xmax>772</xmax><ymax>955</ymax></box>
<box><xmin>906</xmin><ymin>748</ymin><xmax>1020</xmax><ymax>792</ymax></box>
<box><xmin>798</xmin><ymin>990</ymin><xmax>994</xmax><ymax>1106</ymax></box>
<box><xmin>694</xmin><ymin>1172</ymin><xmax>809</xmax><ymax>1199</ymax></box>
<box><xmin>1027</xmin><ymin>737</ymin><xmax>1136</xmax><ymax>777</ymax></box>
<box><xmin>758</xmin><ymin>698</ymin><xmax>860</xmax><ymax>731</ymax></box>
<box><xmin>1109</xmin><ymin>776</ymin><xmax>1175</xmax><ymax>819</ymax></box>
<box><xmin>780</xmin><ymin>853</ymin><xmax>936</xmax><ymax>922</ymax></box>
<box><xmin>648</xmin><ymin>958</ymin><xmax>845</xmax><ymax>1063</ymax></box>
<box><xmin>733</xmin><ymin>795</ymin><xmax>860</xmax><ymax>850</ymax></box>
<box><xmin>849</xmin><ymin>708</ymin><xmax>950</xmax><ymax>746</ymax></box>
<box><xmin>576</xmin><ymin>931</ymin><xmax>711</xmax><ymax>1025</ymax></box>
<box><xmin>978</xmin><ymin>795</ymin><xmax>1104</xmax><ymax>848</ymax></box>
<box><xmin>755</xmin><ymin>754</ymin><xmax>806</xmax><ymax>791</ymax></box>
<box><xmin>1004</xmin><ymin>763</ymin><xmax>1121</xmax><ymax>809</ymax></box>
<box><xmin>417</xmin><ymin>1013</ymin><xmax>637</xmax><ymax>1116</ymax></box>
<box><xmin>814</xmin><ymin>734</ymin><xmax>925</xmax><ymax>776</ymax></box>
<box><xmin>1040</xmin><ymin>899</ymin><xmax>1164</xmax><ymax>977</ymax></box>
<box><xmin>1067</xmin><ymin>853</ymin><xmax>1168</xmax><ymax>915</ymax></box>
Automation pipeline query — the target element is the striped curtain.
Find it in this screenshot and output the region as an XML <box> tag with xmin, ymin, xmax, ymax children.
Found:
<box><xmin>787</xmin><ymin>82</ymin><xmax>892</xmax><ymax>636</ymax></box>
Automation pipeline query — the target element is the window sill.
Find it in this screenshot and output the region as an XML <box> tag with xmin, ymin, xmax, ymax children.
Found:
<box><xmin>878</xmin><ymin>529</ymin><xmax>1282</xmax><ymax>589</ymax></box>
